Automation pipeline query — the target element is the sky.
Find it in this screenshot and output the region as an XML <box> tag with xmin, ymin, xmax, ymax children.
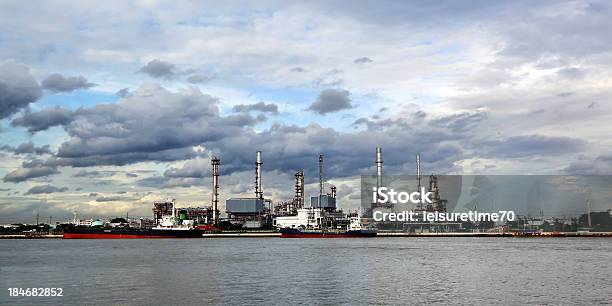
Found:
<box><xmin>1</xmin><ymin>0</ymin><xmax>612</xmax><ymax>222</ymax></box>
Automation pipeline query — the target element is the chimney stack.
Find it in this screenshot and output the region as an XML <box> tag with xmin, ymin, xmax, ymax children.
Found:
<box><xmin>416</xmin><ymin>154</ymin><xmax>421</xmax><ymax>190</ymax></box>
<box><xmin>416</xmin><ymin>154</ymin><xmax>422</xmax><ymax>210</ymax></box>
<box><xmin>211</xmin><ymin>157</ymin><xmax>220</xmax><ymax>225</ymax></box>
<box><xmin>255</xmin><ymin>151</ymin><xmax>263</xmax><ymax>200</ymax></box>
<box><xmin>375</xmin><ymin>146</ymin><xmax>383</xmax><ymax>192</ymax></box>
<box><xmin>319</xmin><ymin>154</ymin><xmax>324</xmax><ymax>197</ymax></box>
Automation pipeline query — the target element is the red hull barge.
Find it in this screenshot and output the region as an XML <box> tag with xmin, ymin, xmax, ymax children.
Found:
<box><xmin>62</xmin><ymin>225</ymin><xmax>204</xmax><ymax>239</ymax></box>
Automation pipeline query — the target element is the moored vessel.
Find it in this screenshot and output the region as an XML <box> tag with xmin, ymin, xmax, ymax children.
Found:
<box><xmin>278</xmin><ymin>213</ymin><xmax>377</xmax><ymax>238</ymax></box>
<box><xmin>62</xmin><ymin>225</ymin><xmax>205</xmax><ymax>239</ymax></box>
<box><xmin>280</xmin><ymin>227</ymin><xmax>376</xmax><ymax>238</ymax></box>
<box><xmin>63</xmin><ymin>200</ymin><xmax>209</xmax><ymax>239</ymax></box>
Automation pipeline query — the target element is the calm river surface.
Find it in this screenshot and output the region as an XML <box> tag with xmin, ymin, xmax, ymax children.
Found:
<box><xmin>1</xmin><ymin>238</ymin><xmax>611</xmax><ymax>305</ymax></box>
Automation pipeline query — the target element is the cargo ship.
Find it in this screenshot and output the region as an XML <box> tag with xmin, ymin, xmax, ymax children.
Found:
<box><xmin>63</xmin><ymin>202</ymin><xmax>210</xmax><ymax>239</ymax></box>
<box><xmin>62</xmin><ymin>225</ymin><xmax>205</xmax><ymax>239</ymax></box>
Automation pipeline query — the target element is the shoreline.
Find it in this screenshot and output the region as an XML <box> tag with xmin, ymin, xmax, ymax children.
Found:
<box><xmin>2</xmin><ymin>231</ymin><xmax>612</xmax><ymax>239</ymax></box>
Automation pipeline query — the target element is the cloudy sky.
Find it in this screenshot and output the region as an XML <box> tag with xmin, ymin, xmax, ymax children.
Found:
<box><xmin>1</xmin><ymin>0</ymin><xmax>612</xmax><ymax>222</ymax></box>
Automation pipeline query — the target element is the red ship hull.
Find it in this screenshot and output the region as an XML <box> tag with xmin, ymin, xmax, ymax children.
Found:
<box><xmin>63</xmin><ymin>233</ymin><xmax>170</xmax><ymax>239</ymax></box>
<box><xmin>62</xmin><ymin>226</ymin><xmax>204</xmax><ymax>239</ymax></box>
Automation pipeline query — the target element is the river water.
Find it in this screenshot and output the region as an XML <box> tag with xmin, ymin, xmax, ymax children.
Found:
<box><xmin>1</xmin><ymin>238</ymin><xmax>611</xmax><ymax>305</ymax></box>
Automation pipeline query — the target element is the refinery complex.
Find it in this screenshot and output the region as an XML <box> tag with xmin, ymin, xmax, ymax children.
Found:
<box><xmin>3</xmin><ymin>146</ymin><xmax>611</xmax><ymax>238</ymax></box>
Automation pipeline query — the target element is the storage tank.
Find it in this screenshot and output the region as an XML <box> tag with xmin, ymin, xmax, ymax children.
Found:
<box><xmin>226</xmin><ymin>198</ymin><xmax>265</xmax><ymax>213</ymax></box>
<box><xmin>309</xmin><ymin>196</ymin><xmax>319</xmax><ymax>208</ymax></box>
<box><xmin>307</xmin><ymin>195</ymin><xmax>336</xmax><ymax>209</ymax></box>
<box><xmin>319</xmin><ymin>194</ymin><xmax>336</xmax><ymax>209</ymax></box>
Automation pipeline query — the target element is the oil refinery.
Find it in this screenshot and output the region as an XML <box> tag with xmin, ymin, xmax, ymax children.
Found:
<box><xmin>7</xmin><ymin>146</ymin><xmax>603</xmax><ymax>239</ymax></box>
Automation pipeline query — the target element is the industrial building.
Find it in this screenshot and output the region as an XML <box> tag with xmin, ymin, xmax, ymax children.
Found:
<box><xmin>274</xmin><ymin>154</ymin><xmax>350</xmax><ymax>230</ymax></box>
<box><xmin>366</xmin><ymin>146</ymin><xmax>459</xmax><ymax>232</ymax></box>
<box><xmin>225</xmin><ymin>151</ymin><xmax>273</xmax><ymax>229</ymax></box>
<box><xmin>153</xmin><ymin>200</ymin><xmax>174</xmax><ymax>225</ymax></box>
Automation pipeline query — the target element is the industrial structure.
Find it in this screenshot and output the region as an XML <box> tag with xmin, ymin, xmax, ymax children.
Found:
<box><xmin>275</xmin><ymin>170</ymin><xmax>305</xmax><ymax>215</ymax></box>
<box><xmin>371</xmin><ymin>146</ymin><xmax>393</xmax><ymax>209</ymax></box>
<box><xmin>153</xmin><ymin>200</ymin><xmax>174</xmax><ymax>225</ymax></box>
<box><xmin>225</xmin><ymin>151</ymin><xmax>273</xmax><ymax>228</ymax></box>
<box><xmin>274</xmin><ymin>153</ymin><xmax>352</xmax><ymax>230</ymax></box>
<box><xmin>365</xmin><ymin>147</ymin><xmax>454</xmax><ymax>232</ymax></box>
<box><xmin>211</xmin><ymin>156</ymin><xmax>220</xmax><ymax>226</ymax></box>
<box><xmin>148</xmin><ymin>145</ymin><xmax>453</xmax><ymax>232</ymax></box>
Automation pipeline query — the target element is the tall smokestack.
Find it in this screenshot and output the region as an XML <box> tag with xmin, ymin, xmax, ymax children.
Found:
<box><xmin>319</xmin><ymin>154</ymin><xmax>324</xmax><ymax>197</ymax></box>
<box><xmin>416</xmin><ymin>154</ymin><xmax>421</xmax><ymax>189</ymax></box>
<box><xmin>376</xmin><ymin>146</ymin><xmax>383</xmax><ymax>191</ymax></box>
<box><xmin>211</xmin><ymin>157</ymin><xmax>220</xmax><ymax>225</ymax></box>
<box><xmin>255</xmin><ymin>151</ymin><xmax>263</xmax><ymax>200</ymax></box>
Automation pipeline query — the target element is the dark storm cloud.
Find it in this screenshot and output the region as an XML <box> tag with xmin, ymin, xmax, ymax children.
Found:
<box><xmin>95</xmin><ymin>196</ymin><xmax>123</xmax><ymax>202</ymax></box>
<box><xmin>352</xmin><ymin>117</ymin><xmax>412</xmax><ymax>132</ymax></box>
<box><xmin>0</xmin><ymin>62</ymin><xmax>42</xmax><ymax>119</ymax></box>
<box><xmin>138</xmin><ymin>59</ymin><xmax>178</xmax><ymax>79</ymax></box>
<box><xmin>11</xmin><ymin>106</ymin><xmax>74</xmax><ymax>132</ymax></box>
<box><xmin>186</xmin><ymin>74</ymin><xmax>214</xmax><ymax>84</ymax></box>
<box><xmin>478</xmin><ymin>135</ymin><xmax>585</xmax><ymax>158</ymax></box>
<box><xmin>47</xmin><ymin>147</ymin><xmax>199</xmax><ymax>168</ymax></box>
<box><xmin>3</xmin><ymin>160</ymin><xmax>59</xmax><ymax>183</ymax></box>
<box><xmin>232</xmin><ymin>101</ymin><xmax>279</xmax><ymax>115</ymax></box>
<box><xmin>41</xmin><ymin>73</ymin><xmax>96</xmax><ymax>92</ymax></box>
<box><xmin>115</xmin><ymin>88</ymin><xmax>130</xmax><ymax>97</ymax></box>
<box><xmin>354</xmin><ymin>57</ymin><xmax>373</xmax><ymax>64</ymax></box>
<box><xmin>21</xmin><ymin>82</ymin><xmax>582</xmax><ymax>183</ymax></box>
<box><xmin>563</xmin><ymin>154</ymin><xmax>612</xmax><ymax>175</ymax></box>
<box><xmin>290</xmin><ymin>67</ymin><xmax>305</xmax><ymax>72</ymax></box>
<box><xmin>136</xmin><ymin>176</ymin><xmax>202</xmax><ymax>188</ymax></box>
<box><xmin>308</xmin><ymin>88</ymin><xmax>352</xmax><ymax>114</ymax></box>
<box><xmin>596</xmin><ymin>155</ymin><xmax>612</xmax><ymax>162</ymax></box>
<box><xmin>429</xmin><ymin>110</ymin><xmax>488</xmax><ymax>132</ymax></box>
<box><xmin>0</xmin><ymin>142</ymin><xmax>51</xmax><ymax>155</ymax></box>
<box><xmin>34</xmin><ymin>84</ymin><xmax>257</xmax><ymax>167</ymax></box>
<box><xmin>206</xmin><ymin>118</ymin><xmax>465</xmax><ymax>179</ymax></box>
<box><xmin>24</xmin><ymin>184</ymin><xmax>68</xmax><ymax>195</ymax></box>
<box><xmin>72</xmin><ymin>170</ymin><xmax>118</xmax><ymax>178</ymax></box>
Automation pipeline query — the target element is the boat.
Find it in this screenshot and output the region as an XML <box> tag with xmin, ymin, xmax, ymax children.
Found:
<box><xmin>62</xmin><ymin>225</ymin><xmax>205</xmax><ymax>239</ymax></box>
<box><xmin>280</xmin><ymin>227</ymin><xmax>376</xmax><ymax>238</ymax></box>
<box><xmin>279</xmin><ymin>214</ymin><xmax>377</xmax><ymax>238</ymax></box>
<box><xmin>63</xmin><ymin>204</ymin><xmax>208</xmax><ymax>239</ymax></box>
